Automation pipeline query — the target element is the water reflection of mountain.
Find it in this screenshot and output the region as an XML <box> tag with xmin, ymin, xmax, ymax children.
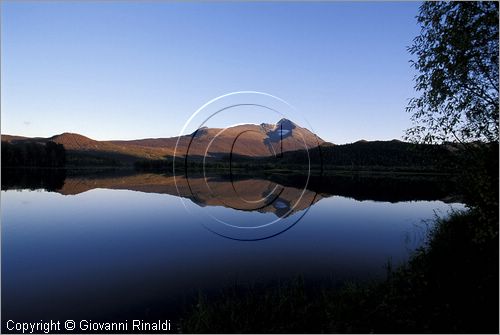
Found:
<box><xmin>54</xmin><ymin>173</ymin><xmax>321</xmax><ymax>217</ymax></box>
<box><xmin>2</xmin><ymin>169</ymin><xmax>462</xmax><ymax>215</ymax></box>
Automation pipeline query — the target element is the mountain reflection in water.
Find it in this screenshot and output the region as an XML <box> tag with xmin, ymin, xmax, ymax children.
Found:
<box><xmin>2</xmin><ymin>168</ymin><xmax>461</xmax><ymax>206</ymax></box>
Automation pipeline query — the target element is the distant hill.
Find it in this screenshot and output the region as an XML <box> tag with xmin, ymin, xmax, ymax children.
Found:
<box><xmin>2</xmin><ymin>132</ymin><xmax>172</xmax><ymax>165</ymax></box>
<box><xmin>1</xmin><ymin>119</ymin><xmax>324</xmax><ymax>166</ymax></box>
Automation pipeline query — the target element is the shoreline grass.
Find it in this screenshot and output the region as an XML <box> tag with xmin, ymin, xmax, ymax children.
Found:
<box><xmin>180</xmin><ymin>209</ymin><xmax>499</xmax><ymax>333</ymax></box>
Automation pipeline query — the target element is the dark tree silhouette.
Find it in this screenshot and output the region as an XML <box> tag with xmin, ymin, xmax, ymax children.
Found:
<box><xmin>406</xmin><ymin>2</ymin><xmax>499</xmax><ymax>143</ymax></box>
<box><xmin>1</xmin><ymin>141</ymin><xmax>66</xmax><ymax>167</ymax></box>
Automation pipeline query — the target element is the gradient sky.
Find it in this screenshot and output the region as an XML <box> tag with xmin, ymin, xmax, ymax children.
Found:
<box><xmin>1</xmin><ymin>1</ymin><xmax>421</xmax><ymax>144</ymax></box>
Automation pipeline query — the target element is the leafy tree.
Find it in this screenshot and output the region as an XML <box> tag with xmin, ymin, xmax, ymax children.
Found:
<box><xmin>406</xmin><ymin>2</ymin><xmax>499</xmax><ymax>144</ymax></box>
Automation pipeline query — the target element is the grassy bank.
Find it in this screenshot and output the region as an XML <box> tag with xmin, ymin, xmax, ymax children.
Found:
<box><xmin>180</xmin><ymin>209</ymin><xmax>498</xmax><ymax>333</ymax></box>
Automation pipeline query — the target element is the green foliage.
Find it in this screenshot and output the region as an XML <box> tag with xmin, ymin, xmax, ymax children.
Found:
<box><xmin>407</xmin><ymin>2</ymin><xmax>499</xmax><ymax>143</ymax></box>
<box><xmin>456</xmin><ymin>142</ymin><xmax>499</xmax><ymax>242</ymax></box>
<box><xmin>66</xmin><ymin>152</ymin><xmax>124</xmax><ymax>167</ymax></box>
<box><xmin>318</xmin><ymin>141</ymin><xmax>457</xmax><ymax>170</ymax></box>
<box><xmin>1</xmin><ymin>141</ymin><xmax>66</xmax><ymax>167</ymax></box>
<box><xmin>134</xmin><ymin>158</ymin><xmax>171</xmax><ymax>171</ymax></box>
<box><xmin>376</xmin><ymin>210</ymin><xmax>499</xmax><ymax>333</ymax></box>
<box><xmin>275</xmin><ymin>140</ymin><xmax>461</xmax><ymax>172</ymax></box>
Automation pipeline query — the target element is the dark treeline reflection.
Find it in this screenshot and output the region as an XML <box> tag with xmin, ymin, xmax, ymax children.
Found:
<box><xmin>269</xmin><ymin>173</ymin><xmax>460</xmax><ymax>203</ymax></box>
<box><xmin>2</xmin><ymin>168</ymin><xmax>66</xmax><ymax>192</ymax></box>
<box><xmin>1</xmin><ymin>168</ymin><xmax>461</xmax><ymax>204</ymax></box>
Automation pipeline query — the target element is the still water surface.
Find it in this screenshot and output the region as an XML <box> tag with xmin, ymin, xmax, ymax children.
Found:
<box><xmin>2</xmin><ymin>171</ymin><xmax>464</xmax><ymax>324</ymax></box>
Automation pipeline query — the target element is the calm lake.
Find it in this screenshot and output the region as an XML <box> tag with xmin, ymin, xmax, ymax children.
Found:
<box><xmin>2</xmin><ymin>169</ymin><xmax>465</xmax><ymax>327</ymax></box>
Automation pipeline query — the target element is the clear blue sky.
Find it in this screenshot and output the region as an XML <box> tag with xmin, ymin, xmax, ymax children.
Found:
<box><xmin>1</xmin><ymin>1</ymin><xmax>421</xmax><ymax>144</ymax></box>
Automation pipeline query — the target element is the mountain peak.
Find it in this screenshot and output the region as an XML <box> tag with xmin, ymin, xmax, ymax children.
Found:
<box><xmin>275</xmin><ymin>118</ymin><xmax>297</xmax><ymax>132</ymax></box>
<box><xmin>276</xmin><ymin>118</ymin><xmax>295</xmax><ymax>125</ymax></box>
